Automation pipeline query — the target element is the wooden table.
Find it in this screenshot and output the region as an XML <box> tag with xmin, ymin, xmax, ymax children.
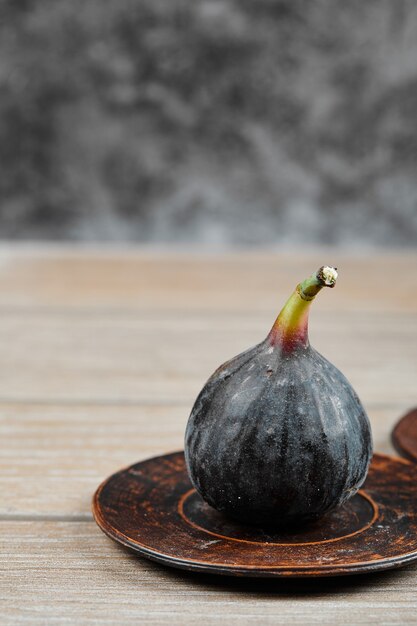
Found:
<box><xmin>1</xmin><ymin>246</ymin><xmax>417</xmax><ymax>625</ymax></box>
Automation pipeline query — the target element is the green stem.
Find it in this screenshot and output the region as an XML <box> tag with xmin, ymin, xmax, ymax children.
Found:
<box><xmin>268</xmin><ymin>266</ymin><xmax>338</xmax><ymax>350</ymax></box>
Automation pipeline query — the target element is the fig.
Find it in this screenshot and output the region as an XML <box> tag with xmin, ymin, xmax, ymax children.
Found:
<box><xmin>185</xmin><ymin>266</ymin><xmax>373</xmax><ymax>527</ymax></box>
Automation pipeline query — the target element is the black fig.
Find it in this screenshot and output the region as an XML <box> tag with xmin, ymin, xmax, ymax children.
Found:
<box><xmin>185</xmin><ymin>267</ymin><xmax>373</xmax><ymax>527</ymax></box>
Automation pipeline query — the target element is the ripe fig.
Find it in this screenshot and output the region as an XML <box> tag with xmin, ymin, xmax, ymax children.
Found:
<box><xmin>185</xmin><ymin>267</ymin><xmax>373</xmax><ymax>527</ymax></box>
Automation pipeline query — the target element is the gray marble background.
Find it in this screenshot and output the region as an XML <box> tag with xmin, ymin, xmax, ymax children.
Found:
<box><xmin>1</xmin><ymin>0</ymin><xmax>417</xmax><ymax>246</ymax></box>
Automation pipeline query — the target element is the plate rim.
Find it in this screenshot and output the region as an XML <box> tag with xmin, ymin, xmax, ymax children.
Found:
<box><xmin>392</xmin><ymin>407</ymin><xmax>417</xmax><ymax>463</ymax></box>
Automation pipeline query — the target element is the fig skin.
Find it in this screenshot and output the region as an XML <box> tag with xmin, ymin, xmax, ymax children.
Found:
<box><xmin>184</xmin><ymin>267</ymin><xmax>373</xmax><ymax>527</ymax></box>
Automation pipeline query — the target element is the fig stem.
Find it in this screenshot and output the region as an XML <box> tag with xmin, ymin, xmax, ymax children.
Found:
<box><xmin>268</xmin><ymin>266</ymin><xmax>338</xmax><ymax>350</ymax></box>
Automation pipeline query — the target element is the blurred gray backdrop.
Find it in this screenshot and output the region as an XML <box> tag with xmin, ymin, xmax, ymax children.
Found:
<box><xmin>1</xmin><ymin>0</ymin><xmax>417</xmax><ymax>246</ymax></box>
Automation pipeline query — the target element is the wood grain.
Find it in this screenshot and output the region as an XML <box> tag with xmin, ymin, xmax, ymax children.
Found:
<box><xmin>0</xmin><ymin>247</ymin><xmax>415</xmax><ymax>312</ymax></box>
<box><xmin>0</xmin><ymin>248</ymin><xmax>416</xmax><ymax>623</ymax></box>
<box><xmin>2</xmin><ymin>522</ymin><xmax>417</xmax><ymax>625</ymax></box>
<box><xmin>0</xmin><ymin>312</ymin><xmax>414</xmax><ymax>405</ymax></box>
<box><xmin>0</xmin><ymin>404</ymin><xmax>187</xmax><ymax>517</ymax></box>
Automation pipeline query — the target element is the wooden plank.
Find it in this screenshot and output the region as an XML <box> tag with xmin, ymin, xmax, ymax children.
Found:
<box><xmin>0</xmin><ymin>247</ymin><xmax>415</xmax><ymax>313</ymax></box>
<box><xmin>0</xmin><ymin>404</ymin><xmax>187</xmax><ymax>517</ymax></box>
<box><xmin>0</xmin><ymin>403</ymin><xmax>406</xmax><ymax>517</ymax></box>
<box><xmin>0</xmin><ymin>312</ymin><xmax>415</xmax><ymax>405</ymax></box>
<box><xmin>1</xmin><ymin>521</ymin><xmax>416</xmax><ymax>625</ymax></box>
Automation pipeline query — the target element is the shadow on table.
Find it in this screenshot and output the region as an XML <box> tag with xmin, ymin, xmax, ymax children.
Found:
<box><xmin>120</xmin><ymin>544</ymin><xmax>412</xmax><ymax>596</ymax></box>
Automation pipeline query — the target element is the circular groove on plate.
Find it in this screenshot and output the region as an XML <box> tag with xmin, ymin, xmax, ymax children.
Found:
<box><xmin>178</xmin><ymin>488</ymin><xmax>378</xmax><ymax>546</ymax></box>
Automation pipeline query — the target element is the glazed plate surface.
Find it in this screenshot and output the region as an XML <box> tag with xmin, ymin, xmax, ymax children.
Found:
<box><xmin>93</xmin><ymin>452</ymin><xmax>417</xmax><ymax>578</ymax></box>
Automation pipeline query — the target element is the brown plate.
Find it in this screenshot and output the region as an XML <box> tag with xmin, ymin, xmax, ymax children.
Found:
<box><xmin>392</xmin><ymin>407</ymin><xmax>417</xmax><ymax>463</ymax></box>
<box><xmin>92</xmin><ymin>452</ymin><xmax>417</xmax><ymax>578</ymax></box>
